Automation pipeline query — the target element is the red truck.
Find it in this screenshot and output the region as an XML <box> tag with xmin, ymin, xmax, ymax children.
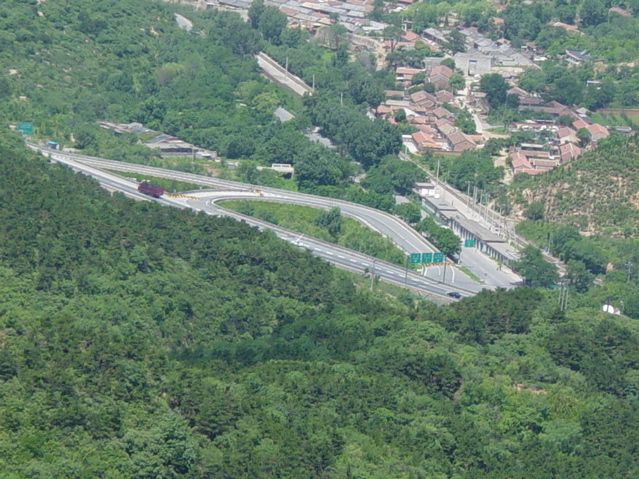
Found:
<box><xmin>137</xmin><ymin>181</ymin><xmax>165</xmax><ymax>198</ymax></box>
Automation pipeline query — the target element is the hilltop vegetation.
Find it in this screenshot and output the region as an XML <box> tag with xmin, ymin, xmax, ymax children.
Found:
<box><xmin>2</xmin><ymin>128</ymin><xmax>639</xmax><ymax>476</ymax></box>
<box><xmin>512</xmin><ymin>135</ymin><xmax>639</xmax><ymax>236</ymax></box>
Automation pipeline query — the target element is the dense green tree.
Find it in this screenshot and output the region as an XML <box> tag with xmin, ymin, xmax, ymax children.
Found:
<box><xmin>315</xmin><ymin>207</ymin><xmax>343</xmax><ymax>238</ymax></box>
<box><xmin>548</xmin><ymin>70</ymin><xmax>584</xmax><ymax>105</ymax></box>
<box><xmin>579</xmin><ymin>0</ymin><xmax>607</xmax><ymax>27</ymax></box>
<box><xmin>416</xmin><ymin>217</ymin><xmax>461</xmax><ymax>257</ymax></box>
<box><xmin>480</xmin><ymin>73</ymin><xmax>509</xmax><ymax>109</ymax></box>
<box><xmin>258</xmin><ymin>6</ymin><xmax>288</xmax><ymax>44</ymax></box>
<box><xmin>248</xmin><ymin>0</ymin><xmax>265</xmax><ymax>28</ymax></box>
<box><xmin>443</xmin><ymin>288</ymin><xmax>543</xmax><ymax>343</ymax></box>
<box><xmin>514</xmin><ymin>245</ymin><xmax>559</xmax><ymax>287</ymax></box>
<box><xmin>394</xmin><ymin>202</ymin><xmax>421</xmax><ymax>224</ymax></box>
<box><xmin>447</xmin><ymin>29</ymin><xmax>467</xmax><ymax>53</ymax></box>
<box><xmin>0</xmin><ymin>75</ymin><xmax>11</xmax><ymax>99</ymax></box>
<box><xmin>566</xmin><ymin>259</ymin><xmax>593</xmax><ymax>292</ymax></box>
<box><xmin>577</xmin><ymin>127</ymin><xmax>592</xmax><ymax>147</ymax></box>
<box><xmin>74</xmin><ymin>127</ymin><xmax>98</xmax><ymax>150</ymax></box>
<box><xmin>449</xmin><ymin>72</ymin><xmax>465</xmax><ymax>91</ymax></box>
<box><xmin>525</xmin><ymin>201</ymin><xmax>545</xmax><ymax>221</ymax></box>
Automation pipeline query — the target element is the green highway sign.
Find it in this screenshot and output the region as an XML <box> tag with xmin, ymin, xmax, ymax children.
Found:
<box><xmin>433</xmin><ymin>252</ymin><xmax>445</xmax><ymax>263</ymax></box>
<box><xmin>17</xmin><ymin>122</ymin><xmax>33</xmax><ymax>135</ymax></box>
<box><xmin>464</xmin><ymin>239</ymin><xmax>475</xmax><ymax>247</ymax></box>
<box><xmin>409</xmin><ymin>253</ymin><xmax>421</xmax><ymax>264</ymax></box>
<box><xmin>421</xmin><ymin>252</ymin><xmax>433</xmax><ymax>263</ymax></box>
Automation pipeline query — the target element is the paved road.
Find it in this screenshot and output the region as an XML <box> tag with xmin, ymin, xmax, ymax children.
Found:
<box><xmin>256</xmin><ymin>53</ymin><xmax>313</xmax><ymax>97</ymax></box>
<box><xmin>34</xmin><ymin>148</ymin><xmax>483</xmax><ymax>302</ymax></box>
<box><xmin>30</xmin><ymin>147</ymin><xmax>497</xmax><ymax>291</ymax></box>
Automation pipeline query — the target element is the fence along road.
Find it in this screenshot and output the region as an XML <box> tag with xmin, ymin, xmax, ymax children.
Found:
<box><xmin>255</xmin><ymin>52</ymin><xmax>313</xmax><ymax>97</ymax></box>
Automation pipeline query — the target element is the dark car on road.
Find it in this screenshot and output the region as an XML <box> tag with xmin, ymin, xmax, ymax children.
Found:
<box><xmin>447</xmin><ymin>291</ymin><xmax>462</xmax><ymax>299</ymax></box>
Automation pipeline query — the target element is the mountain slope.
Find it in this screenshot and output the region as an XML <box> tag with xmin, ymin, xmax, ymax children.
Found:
<box><xmin>1</xmin><ymin>134</ymin><xmax>639</xmax><ymax>477</ymax></box>
<box><xmin>512</xmin><ymin>135</ymin><xmax>639</xmax><ymax>236</ymax></box>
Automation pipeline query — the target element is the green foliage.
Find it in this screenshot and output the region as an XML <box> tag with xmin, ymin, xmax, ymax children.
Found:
<box><xmin>221</xmin><ymin>200</ymin><xmax>407</xmax><ymax>265</ymax></box>
<box><xmin>577</xmin><ymin>127</ymin><xmax>591</xmax><ymax>148</ymax></box>
<box><xmin>454</xmin><ymin>108</ymin><xmax>477</xmax><ymax>134</ymax></box>
<box><xmin>424</xmin><ymin>150</ymin><xmax>504</xmax><ymax>194</ymax></box>
<box><xmin>441</xmin><ymin>288</ymin><xmax>544</xmax><ymax>344</ymax></box>
<box><xmin>315</xmin><ymin>207</ymin><xmax>343</xmax><ymax>238</ymax></box>
<box><xmin>449</xmin><ymin>72</ymin><xmax>465</xmax><ymax>91</ymax></box>
<box><xmin>416</xmin><ymin>217</ymin><xmax>462</xmax><ymax>257</ymax></box>
<box><xmin>1</xmin><ymin>134</ymin><xmax>639</xmax><ymax>476</ymax></box>
<box><xmin>525</xmin><ymin>201</ymin><xmax>545</xmax><ymax>221</ymax></box>
<box><xmin>362</xmin><ymin>156</ymin><xmax>426</xmax><ymax>195</ymax></box>
<box><xmin>393</xmin><ymin>202</ymin><xmax>421</xmax><ymax>224</ymax></box>
<box><xmin>548</xmin><ymin>318</ymin><xmax>639</xmax><ymax>396</ymax></box>
<box><xmin>480</xmin><ymin>73</ymin><xmax>509</xmax><ymax>109</ymax></box>
<box><xmin>514</xmin><ymin>245</ymin><xmax>559</xmax><ymax>287</ymax></box>
<box><xmin>3</xmin><ymin>0</ymin><xmax>639</xmax><ymax>475</ymax></box>
<box><xmin>566</xmin><ymin>259</ymin><xmax>594</xmax><ymax>292</ymax></box>
<box><xmin>511</xmin><ymin>135</ymin><xmax>639</xmax><ymax>236</ymax></box>
<box><xmin>579</xmin><ymin>0</ymin><xmax>607</xmax><ymax>27</ymax></box>
<box><xmin>305</xmin><ymin>95</ymin><xmax>402</xmax><ymax>169</ymax></box>
<box><xmin>446</xmin><ymin>29</ymin><xmax>467</xmax><ymax>53</ymax></box>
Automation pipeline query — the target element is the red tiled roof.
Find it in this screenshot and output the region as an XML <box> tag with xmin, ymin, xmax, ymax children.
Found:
<box><xmin>396</xmin><ymin>67</ymin><xmax>423</xmax><ymax>75</ymax></box>
<box><xmin>559</xmin><ymin>142</ymin><xmax>582</xmax><ymax>162</ymax></box>
<box><xmin>432</xmin><ymin>106</ymin><xmax>453</xmax><ymax>119</ymax></box>
<box><xmin>557</xmin><ymin>126</ymin><xmax>577</xmax><ymax>139</ymax></box>
<box><xmin>572</xmin><ymin>119</ymin><xmax>589</xmax><ymax>130</ymax></box>
<box><xmin>429</xmin><ymin>65</ymin><xmax>453</xmax><ymax>79</ymax></box>
<box><xmin>511</xmin><ymin>151</ymin><xmax>532</xmax><ymax>170</ymax></box>
<box><xmin>417</xmin><ymin>124</ymin><xmax>437</xmax><ymax>134</ymax></box>
<box><xmin>402</xmin><ymin>31</ymin><xmax>419</xmax><ymax>42</ymax></box>
<box><xmin>587</xmin><ymin>123</ymin><xmax>609</xmax><ymax>140</ymax></box>
<box><xmin>435</xmin><ymin>90</ymin><xmax>454</xmax><ymax>103</ymax></box>
<box><xmin>410</xmin><ymin>90</ymin><xmax>437</xmax><ymax>105</ymax></box>
<box><xmin>408</xmin><ymin>115</ymin><xmax>427</xmax><ymax>125</ymax></box>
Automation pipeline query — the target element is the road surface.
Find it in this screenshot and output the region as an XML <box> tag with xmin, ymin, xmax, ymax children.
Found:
<box><xmin>33</xmin><ymin>148</ymin><xmax>486</xmax><ymax>302</ymax></box>
<box><xmin>29</xmin><ymin>147</ymin><xmax>503</xmax><ymax>291</ymax></box>
<box><xmin>256</xmin><ymin>53</ymin><xmax>313</xmax><ymax>97</ymax></box>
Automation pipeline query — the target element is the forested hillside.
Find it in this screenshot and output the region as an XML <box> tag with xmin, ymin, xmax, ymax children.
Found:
<box><xmin>1</xmin><ymin>0</ymin><xmax>268</xmax><ymax>150</ymax></box>
<box><xmin>1</xmin><ymin>133</ymin><xmax>639</xmax><ymax>477</ymax></box>
<box><xmin>2</xmin><ymin>0</ymin><xmax>639</xmax><ymax>476</ymax></box>
<box><xmin>512</xmin><ymin>135</ymin><xmax>639</xmax><ymax>236</ymax></box>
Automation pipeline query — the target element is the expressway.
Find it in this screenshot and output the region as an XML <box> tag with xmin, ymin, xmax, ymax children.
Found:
<box><xmin>26</xmin><ymin>146</ymin><xmax>499</xmax><ymax>291</ymax></box>
<box><xmin>33</xmin><ymin>148</ymin><xmax>483</xmax><ymax>303</ymax></box>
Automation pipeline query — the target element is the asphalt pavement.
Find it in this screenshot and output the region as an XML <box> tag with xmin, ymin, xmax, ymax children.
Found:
<box><xmin>32</xmin><ymin>148</ymin><xmax>484</xmax><ymax>302</ymax></box>
<box><xmin>31</xmin><ymin>149</ymin><xmax>494</xmax><ymax>290</ymax></box>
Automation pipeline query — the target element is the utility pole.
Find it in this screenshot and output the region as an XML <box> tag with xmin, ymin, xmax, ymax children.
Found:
<box><xmin>285</xmin><ymin>56</ymin><xmax>289</xmax><ymax>76</ymax></box>
<box><xmin>442</xmin><ymin>261</ymin><xmax>447</xmax><ymax>284</ymax></box>
<box><xmin>404</xmin><ymin>256</ymin><xmax>409</xmax><ymax>284</ymax></box>
<box><xmin>558</xmin><ymin>280</ymin><xmax>568</xmax><ymax>312</ymax></box>
<box><xmin>312</xmin><ymin>74</ymin><xmax>315</xmax><ymax>90</ymax></box>
<box><xmin>436</xmin><ymin>158</ymin><xmax>440</xmax><ymax>182</ymax></box>
<box><xmin>340</xmin><ymin>92</ymin><xmax>343</xmax><ymax>106</ymax></box>
<box><xmin>370</xmin><ymin>259</ymin><xmax>376</xmax><ymax>292</ymax></box>
<box><xmin>626</xmin><ymin>261</ymin><xmax>634</xmax><ymax>282</ymax></box>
